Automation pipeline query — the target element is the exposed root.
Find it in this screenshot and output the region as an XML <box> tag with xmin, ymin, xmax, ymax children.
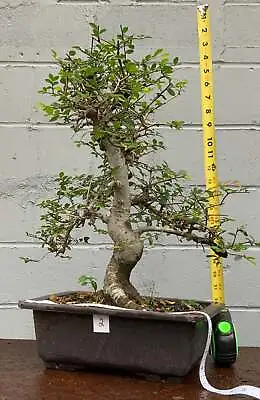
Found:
<box><xmin>103</xmin><ymin>233</ymin><xmax>144</xmax><ymax>310</ymax></box>
<box><xmin>103</xmin><ymin>276</ymin><xmax>143</xmax><ymax>309</ymax></box>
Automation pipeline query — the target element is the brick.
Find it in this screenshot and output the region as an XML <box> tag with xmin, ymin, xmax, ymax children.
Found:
<box><xmin>0</xmin><ymin>2</ymin><xmax>93</xmax><ymax>62</ymax></box>
<box><xmin>161</xmin><ymin>129</ymin><xmax>260</xmax><ymax>186</ymax></box>
<box><xmin>224</xmin><ymin>5</ymin><xmax>260</xmax><ymax>62</ymax></box>
<box><xmin>230</xmin><ymin>310</ymin><xmax>260</xmax><ymax>347</ymax></box>
<box><xmin>0</xmin><ymin>245</ymin><xmax>260</xmax><ymax>307</ymax></box>
<box><xmin>0</xmin><ymin>309</ymin><xmax>34</xmax><ymax>340</ymax></box>
<box><xmin>1</xmin><ymin>65</ymin><xmax>260</xmax><ymax>124</ymax></box>
<box><xmin>0</xmin><ymin>2</ymin><xmax>223</xmax><ymax>62</ymax></box>
<box><xmin>0</xmin><ymin>126</ymin><xmax>95</xmax><ymax>179</ymax></box>
<box><xmin>96</xmin><ymin>2</ymin><xmax>223</xmax><ymax>62</ymax></box>
<box><xmin>157</xmin><ymin>65</ymin><xmax>260</xmax><ymax>125</ymax></box>
<box><xmin>0</xmin><ymin>65</ymin><xmax>55</xmax><ymax>123</ymax></box>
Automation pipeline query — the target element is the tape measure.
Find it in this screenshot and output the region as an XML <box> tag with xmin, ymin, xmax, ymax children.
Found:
<box><xmin>197</xmin><ymin>3</ymin><xmax>224</xmax><ymax>304</ymax></box>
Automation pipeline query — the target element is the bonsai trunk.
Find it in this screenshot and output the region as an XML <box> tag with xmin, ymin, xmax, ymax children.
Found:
<box><xmin>102</xmin><ymin>138</ymin><xmax>144</xmax><ymax>309</ymax></box>
<box><xmin>103</xmin><ymin>234</ymin><xmax>144</xmax><ymax>309</ymax></box>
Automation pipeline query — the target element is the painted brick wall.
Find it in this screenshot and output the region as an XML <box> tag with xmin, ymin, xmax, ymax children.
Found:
<box><xmin>1</xmin><ymin>0</ymin><xmax>260</xmax><ymax>345</ymax></box>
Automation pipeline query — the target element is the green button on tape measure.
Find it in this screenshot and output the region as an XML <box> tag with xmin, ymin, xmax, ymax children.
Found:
<box><xmin>217</xmin><ymin>321</ymin><xmax>232</xmax><ymax>335</ymax></box>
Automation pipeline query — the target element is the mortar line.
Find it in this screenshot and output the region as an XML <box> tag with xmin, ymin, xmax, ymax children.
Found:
<box><xmin>0</xmin><ymin>242</ymin><xmax>201</xmax><ymax>249</ymax></box>
<box><xmin>58</xmin><ymin>0</ymin><xmax>196</xmax><ymax>4</ymax></box>
<box><xmin>225</xmin><ymin>2</ymin><xmax>260</xmax><ymax>6</ymax></box>
<box><xmin>1</xmin><ymin>122</ymin><xmax>260</xmax><ymax>130</ymax></box>
<box><xmin>1</xmin><ymin>242</ymin><xmax>260</xmax><ymax>251</ymax></box>
<box><xmin>57</xmin><ymin>0</ymin><xmax>104</xmax><ymax>3</ymax></box>
<box><xmin>1</xmin><ymin>61</ymin><xmax>260</xmax><ymax>68</ymax></box>
<box><xmin>229</xmin><ymin>306</ymin><xmax>260</xmax><ymax>312</ymax></box>
<box><xmin>132</xmin><ymin>1</ymin><xmax>196</xmax><ymax>4</ymax></box>
<box><xmin>0</xmin><ymin>61</ymin><xmax>57</xmax><ymax>67</ymax></box>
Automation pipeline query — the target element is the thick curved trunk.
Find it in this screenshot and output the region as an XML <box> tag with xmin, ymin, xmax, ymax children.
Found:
<box><xmin>103</xmin><ymin>234</ymin><xmax>144</xmax><ymax>309</ymax></box>
<box><xmin>102</xmin><ymin>138</ymin><xmax>143</xmax><ymax>308</ymax></box>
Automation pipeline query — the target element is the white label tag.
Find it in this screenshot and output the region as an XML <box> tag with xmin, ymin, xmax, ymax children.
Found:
<box><xmin>93</xmin><ymin>314</ymin><xmax>110</xmax><ymax>333</ymax></box>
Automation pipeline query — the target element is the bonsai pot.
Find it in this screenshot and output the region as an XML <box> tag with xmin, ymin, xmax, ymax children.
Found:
<box><xmin>19</xmin><ymin>292</ymin><xmax>223</xmax><ymax>378</ymax></box>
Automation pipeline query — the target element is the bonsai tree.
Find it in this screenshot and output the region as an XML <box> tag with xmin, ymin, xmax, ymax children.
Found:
<box><xmin>32</xmin><ymin>24</ymin><xmax>258</xmax><ymax>309</ymax></box>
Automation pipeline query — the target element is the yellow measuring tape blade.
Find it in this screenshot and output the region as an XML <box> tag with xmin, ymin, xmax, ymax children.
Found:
<box><xmin>197</xmin><ymin>4</ymin><xmax>224</xmax><ymax>304</ymax></box>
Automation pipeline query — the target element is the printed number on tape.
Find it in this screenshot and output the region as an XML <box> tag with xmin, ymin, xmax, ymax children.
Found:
<box><xmin>93</xmin><ymin>314</ymin><xmax>110</xmax><ymax>333</ymax></box>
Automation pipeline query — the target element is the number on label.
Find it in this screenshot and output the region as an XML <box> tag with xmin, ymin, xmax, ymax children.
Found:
<box><xmin>93</xmin><ymin>314</ymin><xmax>110</xmax><ymax>333</ymax></box>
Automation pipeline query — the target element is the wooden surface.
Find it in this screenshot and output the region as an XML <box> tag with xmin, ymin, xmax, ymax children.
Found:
<box><xmin>1</xmin><ymin>339</ymin><xmax>260</xmax><ymax>399</ymax></box>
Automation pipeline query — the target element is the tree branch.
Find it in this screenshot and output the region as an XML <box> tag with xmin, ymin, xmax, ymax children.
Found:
<box><xmin>58</xmin><ymin>208</ymin><xmax>109</xmax><ymax>255</ymax></box>
<box><xmin>137</xmin><ymin>225</ymin><xmax>213</xmax><ymax>246</ymax></box>
<box><xmin>82</xmin><ymin>207</ymin><xmax>109</xmax><ymax>225</ymax></box>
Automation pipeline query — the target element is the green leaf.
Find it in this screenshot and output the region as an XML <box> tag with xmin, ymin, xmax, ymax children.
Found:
<box><xmin>167</xmin><ymin>120</ymin><xmax>184</xmax><ymax>129</ymax></box>
<box><xmin>49</xmin><ymin>114</ymin><xmax>60</xmax><ymax>122</ymax></box>
<box><xmin>167</xmin><ymin>87</ymin><xmax>176</xmax><ymax>96</ymax></box>
<box><xmin>19</xmin><ymin>256</ymin><xmax>39</xmax><ymax>264</ymax></box>
<box><xmin>162</xmin><ymin>65</ymin><xmax>173</xmax><ymax>74</ymax></box>
<box><xmin>36</xmin><ymin>102</ymin><xmax>46</xmax><ymax>111</ymax></box>
<box><xmin>160</xmin><ymin>52</ymin><xmax>169</xmax><ymax>61</ymax></box>
<box><xmin>153</xmin><ymin>48</ymin><xmax>164</xmax><ymax>57</ymax></box>
<box><xmin>210</xmin><ymin>244</ymin><xmax>228</xmax><ymax>258</ymax></box>
<box><xmin>176</xmin><ymin>79</ymin><xmax>188</xmax><ymax>89</ymax></box>
<box><xmin>51</xmin><ymin>49</ymin><xmax>57</xmax><ymax>59</ymax></box>
<box><xmin>78</xmin><ymin>275</ymin><xmax>98</xmax><ymax>292</ymax></box>
<box><xmin>148</xmin><ymin>234</ymin><xmax>153</xmax><ymax>246</ymax></box>
<box><xmin>125</xmin><ymin>61</ymin><xmax>138</xmax><ymax>74</ymax></box>
<box><xmin>243</xmin><ymin>256</ymin><xmax>256</xmax><ymax>266</ymax></box>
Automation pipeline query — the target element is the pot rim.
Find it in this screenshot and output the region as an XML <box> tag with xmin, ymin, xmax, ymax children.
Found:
<box><xmin>18</xmin><ymin>291</ymin><xmax>224</xmax><ymax>322</ymax></box>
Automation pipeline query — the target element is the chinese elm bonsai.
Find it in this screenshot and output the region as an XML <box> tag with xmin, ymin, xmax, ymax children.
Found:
<box><xmin>31</xmin><ymin>24</ymin><xmax>258</xmax><ymax>310</ymax></box>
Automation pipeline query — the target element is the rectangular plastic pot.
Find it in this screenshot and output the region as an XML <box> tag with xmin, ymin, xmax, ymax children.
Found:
<box><xmin>19</xmin><ymin>292</ymin><xmax>223</xmax><ymax>378</ymax></box>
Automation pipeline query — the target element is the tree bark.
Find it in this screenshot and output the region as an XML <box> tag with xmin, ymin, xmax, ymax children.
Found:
<box><xmin>102</xmin><ymin>139</ymin><xmax>144</xmax><ymax>308</ymax></box>
<box><xmin>103</xmin><ymin>236</ymin><xmax>144</xmax><ymax>308</ymax></box>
